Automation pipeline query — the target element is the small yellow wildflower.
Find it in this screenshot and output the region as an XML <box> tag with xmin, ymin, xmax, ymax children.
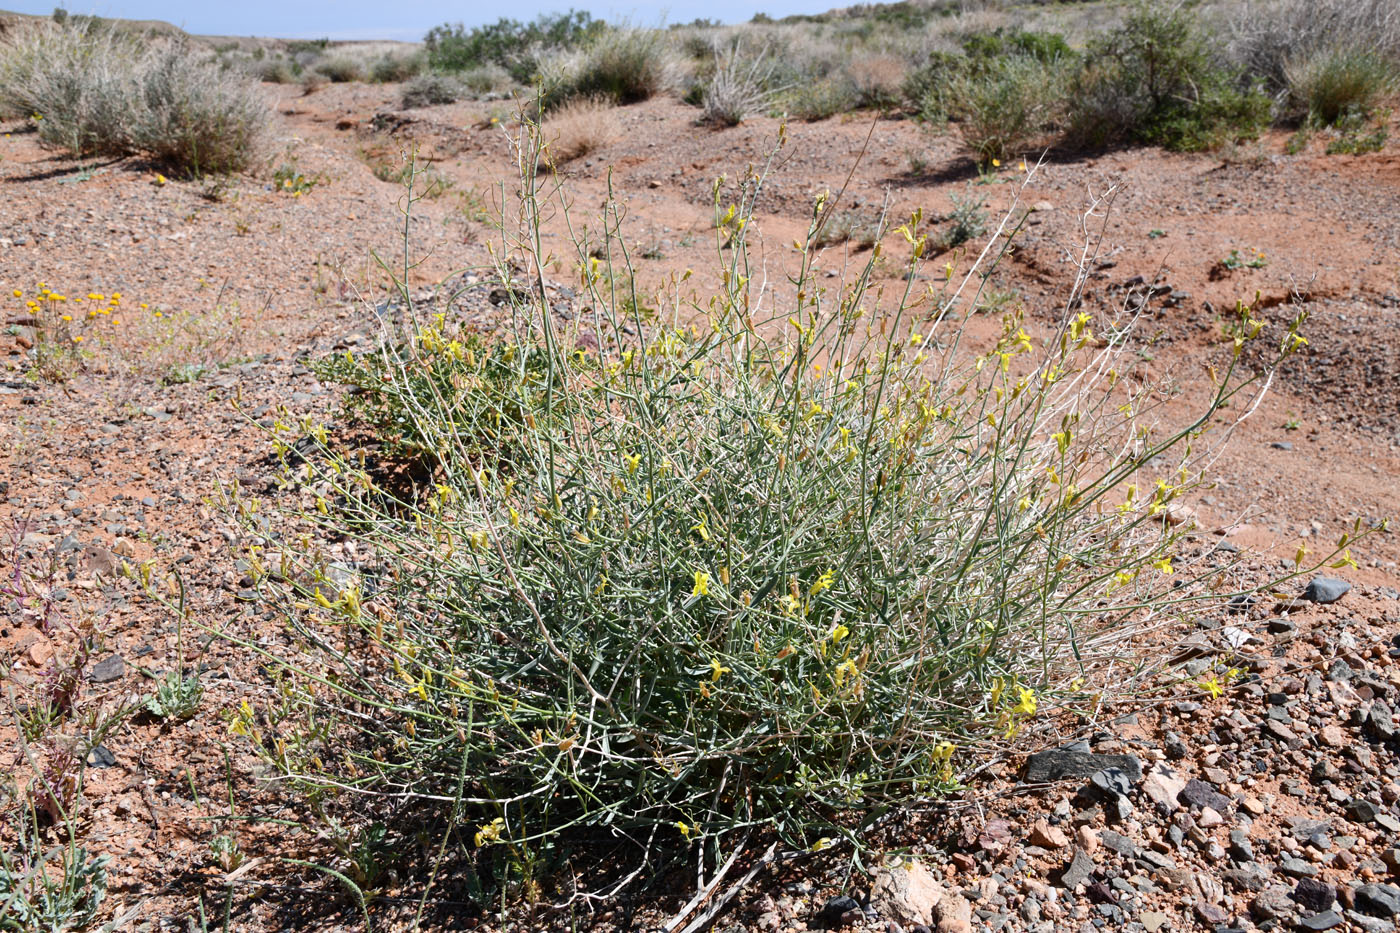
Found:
<box><xmin>1012</xmin><ymin>687</ymin><xmax>1037</xmax><ymax>716</ymax></box>
<box><xmin>810</xmin><ymin>569</ymin><xmax>835</xmax><ymax>596</ymax></box>
<box><xmin>1153</xmin><ymin>556</ymin><xmax>1174</xmax><ymax>575</ymax></box>
<box><xmin>474</xmin><ymin>817</ymin><xmax>505</xmax><ymax>847</ymax></box>
<box><xmin>1200</xmin><ymin>675</ymin><xmax>1224</xmax><ymax>699</ymax></box>
<box><xmin>709</xmin><ymin>657</ymin><xmax>730</xmax><ymax>682</ymax></box>
<box><xmin>691</xmin><ymin>570</ymin><xmax>710</xmax><ymax>598</ymax></box>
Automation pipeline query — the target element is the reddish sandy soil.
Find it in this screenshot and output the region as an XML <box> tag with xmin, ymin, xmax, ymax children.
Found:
<box><xmin>1</xmin><ymin>84</ymin><xmax>1398</xmax><ymax>931</ymax></box>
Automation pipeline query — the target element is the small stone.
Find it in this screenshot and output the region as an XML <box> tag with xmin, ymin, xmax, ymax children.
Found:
<box><xmin>818</xmin><ymin>895</ymin><xmax>863</xmax><ymax>926</ymax></box>
<box><xmin>1194</xmin><ymin>900</ymin><xmax>1229</xmax><ymax>925</ymax></box>
<box><xmin>1099</xmin><ymin>830</ymin><xmax>1138</xmax><ymax>858</ymax></box>
<box><xmin>1355</xmin><ymin>884</ymin><xmax>1400</xmax><ymax>918</ymax></box>
<box><xmin>871</xmin><ymin>860</ymin><xmax>945</xmax><ymax>928</ymax></box>
<box><xmin>1230</xmin><ymin>830</ymin><xmax>1256</xmax><ymax>862</ymax></box>
<box><xmin>1223</xmin><ymin>865</ymin><xmax>1268</xmax><ymax>892</ymax></box>
<box><xmin>1298</xmin><ymin>910</ymin><xmax>1345</xmax><ymax>931</ymax></box>
<box><xmin>1302</xmin><ymin>576</ymin><xmax>1351</xmax><ymax>604</ymax></box>
<box><xmin>1198</xmin><ymin>806</ymin><xmax>1224</xmax><ymax>829</ymax></box>
<box><xmin>1140</xmin><ymin>910</ymin><xmax>1170</xmax><ymax>932</ymax></box>
<box><xmin>1181</xmin><ymin>779</ymin><xmax>1231</xmax><ymax>812</ymax></box>
<box><xmin>1028</xmin><ymin>820</ymin><xmax>1068</xmax><ymax>850</ymax></box>
<box><xmin>86</xmin><ymin>745</ymin><xmax>117</xmax><ymax>768</ymax></box>
<box><xmin>89</xmin><ymin>654</ymin><xmax>125</xmax><ymax>683</ymax></box>
<box><xmin>1090</xmin><ymin>768</ymin><xmax>1135</xmax><ymax>800</ymax></box>
<box><xmin>1142</xmin><ymin>765</ymin><xmax>1188</xmax><ymax>813</ymax></box>
<box><xmin>1059</xmin><ymin>848</ymin><xmax>1096</xmax><ymax>888</ymax></box>
<box><xmin>933</xmin><ymin>893</ymin><xmax>972</xmax><ymax>933</ymax></box>
<box><xmin>1292</xmin><ymin>878</ymin><xmax>1337</xmax><ymax>913</ymax></box>
<box><xmin>1319</xmin><ymin>725</ymin><xmax>1347</xmax><ymax>747</ymax></box>
<box><xmin>1268</xmin><ymin>618</ymin><xmax>1298</xmax><ymax>635</ymax></box>
<box><xmin>1280</xmin><ymin>858</ymin><xmax>1319</xmax><ymax>878</ymax></box>
<box><xmin>1347</xmin><ymin>799</ymin><xmax>1382</xmax><ymax>824</ymax></box>
<box><xmin>1252</xmin><ymin>886</ymin><xmax>1298</xmax><ymax>922</ymax></box>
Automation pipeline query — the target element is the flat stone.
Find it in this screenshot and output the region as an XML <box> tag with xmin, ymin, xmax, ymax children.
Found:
<box><xmin>1024</xmin><ymin>750</ymin><xmax>1143</xmax><ymax>783</ymax></box>
<box><xmin>89</xmin><ymin>654</ymin><xmax>125</xmax><ymax>683</ymax></box>
<box><xmin>1028</xmin><ymin>819</ymin><xmax>1068</xmax><ymax>850</ymax></box>
<box><xmin>1298</xmin><ymin>909</ymin><xmax>1345</xmax><ymax>931</ymax></box>
<box><xmin>1355</xmin><ymin>885</ymin><xmax>1400</xmax><ymax>918</ymax></box>
<box><xmin>1281</xmin><ymin>858</ymin><xmax>1319</xmax><ymax>878</ymax></box>
<box><xmin>1099</xmin><ymin>830</ymin><xmax>1139</xmax><ymax>858</ymax></box>
<box><xmin>1059</xmin><ymin>848</ymin><xmax>1096</xmax><ymax>888</ymax></box>
<box><xmin>1320</xmin><ymin>725</ymin><xmax>1347</xmax><ymax>747</ymax></box>
<box><xmin>1181</xmin><ymin>778</ymin><xmax>1231</xmax><ymax>812</ymax></box>
<box><xmin>1142</xmin><ymin>765</ymin><xmax>1187</xmax><ymax>813</ymax></box>
<box><xmin>871</xmin><ymin>859</ymin><xmax>945</xmax><ymax>928</ymax></box>
<box><xmin>1302</xmin><ymin>577</ymin><xmax>1351</xmax><ymax>604</ymax></box>
<box><xmin>1140</xmin><ymin>910</ymin><xmax>1170</xmax><ymax>932</ymax></box>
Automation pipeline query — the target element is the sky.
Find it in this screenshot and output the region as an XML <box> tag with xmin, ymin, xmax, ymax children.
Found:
<box><xmin>14</xmin><ymin>2</ymin><xmax>825</xmax><ymax>40</ymax></box>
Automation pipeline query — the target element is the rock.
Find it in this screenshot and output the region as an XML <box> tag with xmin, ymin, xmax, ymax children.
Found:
<box><xmin>1090</xmin><ymin>767</ymin><xmax>1135</xmax><ymax>801</ymax></box>
<box><xmin>1269</xmin><ymin>618</ymin><xmax>1298</xmax><ymax>635</ymax></box>
<box><xmin>978</xmin><ymin>819</ymin><xmax>1013</xmax><ymax>854</ymax></box>
<box><xmin>1382</xmin><ymin>848</ymin><xmax>1400</xmax><ymax>876</ymax></box>
<box><xmin>1367</xmin><ymin>702</ymin><xmax>1397</xmax><ymax>742</ymax></box>
<box><xmin>1252</xmin><ymin>886</ymin><xmax>1299</xmax><ymax>921</ymax></box>
<box><xmin>1140</xmin><ymin>910</ymin><xmax>1170</xmax><ymax>932</ymax></box>
<box><xmin>1076</xmin><ymin>825</ymin><xmax>1099</xmax><ymax>855</ymax></box>
<box><xmin>1230</xmin><ymin>830</ymin><xmax>1256</xmax><ymax>862</ymax></box>
<box><xmin>818</xmin><ymin>895</ymin><xmax>863</xmax><ymax>927</ymax></box>
<box><xmin>1320</xmin><ymin>725</ymin><xmax>1347</xmax><ymax>748</ymax></box>
<box><xmin>1298</xmin><ymin>910</ymin><xmax>1345</xmax><ymax>931</ymax></box>
<box><xmin>89</xmin><ymin>654</ymin><xmax>125</xmax><ymax>683</ymax></box>
<box><xmin>1198</xmin><ymin>806</ymin><xmax>1225</xmax><ymax>829</ymax></box>
<box><xmin>1281</xmin><ymin>859</ymin><xmax>1319</xmax><ymax>878</ymax></box>
<box><xmin>1302</xmin><ymin>576</ymin><xmax>1350</xmax><ymax>604</ymax></box>
<box><xmin>1194</xmin><ymin>900</ymin><xmax>1229</xmax><ymax>925</ymax></box>
<box><xmin>1059</xmin><ymin>848</ymin><xmax>1096</xmax><ymax>888</ymax></box>
<box><xmin>1355</xmin><ymin>885</ymin><xmax>1400</xmax><ymax>918</ymax></box>
<box><xmin>871</xmin><ymin>860</ymin><xmax>945</xmax><ymax>928</ymax></box>
<box><xmin>1023</xmin><ymin>750</ymin><xmax>1142</xmax><ymax>783</ymax></box>
<box><xmin>1223</xmin><ymin>865</ymin><xmax>1268</xmax><ymax>892</ymax></box>
<box><xmin>1028</xmin><ymin>819</ymin><xmax>1068</xmax><ymax>850</ymax></box>
<box><xmin>1099</xmin><ymin>830</ymin><xmax>1138</xmax><ymax>858</ymax></box>
<box><xmin>933</xmin><ymin>893</ymin><xmax>972</xmax><ymax>933</ymax></box>
<box><xmin>1292</xmin><ymin>878</ymin><xmax>1337</xmax><ymax>913</ymax></box>
<box><xmin>1347</xmin><ymin>798</ymin><xmax>1382</xmax><ymax>824</ymax></box>
<box><xmin>1142</xmin><ymin>765</ymin><xmax>1187</xmax><ymax>813</ymax></box>
<box><xmin>1180</xmin><ymin>779</ymin><xmax>1231</xmax><ymax>812</ymax></box>
<box><xmin>86</xmin><ymin>745</ymin><xmax>117</xmax><ymax>768</ymax></box>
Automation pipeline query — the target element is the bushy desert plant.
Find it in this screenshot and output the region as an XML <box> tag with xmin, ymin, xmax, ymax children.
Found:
<box><xmin>425</xmin><ymin>11</ymin><xmax>603</xmax><ymax>79</ymax></box>
<box><xmin>780</xmin><ymin>76</ymin><xmax>859</xmax><ymax>122</ymax></box>
<box><xmin>316</xmin><ymin>56</ymin><xmax>364</xmax><ymax>83</ymax></box>
<box><xmin>953</xmin><ymin>54</ymin><xmax>1066</xmax><ymax>166</ymax></box>
<box><xmin>543</xmin><ymin>96</ymin><xmax>618</xmax><ymax>162</ymax></box>
<box><xmin>544</xmin><ymin>27</ymin><xmax>670</xmax><ymax>109</ymax></box>
<box><xmin>1285</xmin><ymin>48</ymin><xmax>1397</xmax><ymax>126</ymax></box>
<box><xmin>699</xmin><ymin>41</ymin><xmax>776</xmax><ymax>126</ymax></box>
<box><xmin>1065</xmin><ymin>3</ymin><xmax>1270</xmax><ymax>151</ymax></box>
<box><xmin>0</xmin><ymin>22</ymin><xmax>266</xmax><ymax>174</ymax></box>
<box><xmin>1229</xmin><ymin>0</ymin><xmax>1400</xmax><ymax>93</ymax></box>
<box><xmin>368</xmin><ymin>52</ymin><xmax>423</xmax><ymax>83</ymax></box>
<box><xmin>400</xmin><ymin>73</ymin><xmax>461</xmax><ymax>108</ymax></box>
<box><xmin>844</xmin><ymin>53</ymin><xmax>907</xmax><ymax>110</ymax></box>
<box><xmin>219</xmin><ymin>123</ymin><xmax>1313</xmax><ymax>901</ymax></box>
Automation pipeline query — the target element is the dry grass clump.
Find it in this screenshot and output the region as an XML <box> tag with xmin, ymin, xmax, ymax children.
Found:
<box><xmin>400</xmin><ymin>73</ymin><xmax>462</xmax><ymax>108</ymax></box>
<box><xmin>699</xmin><ymin>41</ymin><xmax>777</xmax><ymax>127</ymax></box>
<box><xmin>0</xmin><ymin>21</ymin><xmax>266</xmax><ymax>175</ymax></box>
<box><xmin>845</xmin><ymin>53</ymin><xmax>907</xmax><ymax>109</ymax></box>
<box><xmin>1283</xmin><ymin>48</ymin><xmax>1397</xmax><ymax>126</ymax></box>
<box><xmin>1228</xmin><ymin>0</ymin><xmax>1400</xmax><ymax>92</ymax></box>
<box><xmin>543</xmin><ymin>97</ymin><xmax>619</xmax><ymax>163</ymax></box>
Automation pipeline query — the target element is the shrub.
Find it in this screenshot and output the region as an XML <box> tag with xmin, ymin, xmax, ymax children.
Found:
<box><xmin>699</xmin><ymin>41</ymin><xmax>776</xmax><ymax>126</ymax></box>
<box><xmin>228</xmin><ymin>122</ymin><xmax>1305</xmax><ymax>892</ymax></box>
<box><xmin>953</xmin><ymin>55</ymin><xmax>1066</xmax><ymax>166</ymax></box>
<box><xmin>780</xmin><ymin>76</ymin><xmax>859</xmax><ymax>121</ymax></box>
<box><xmin>844</xmin><ymin>53</ymin><xmax>907</xmax><ymax>110</ymax></box>
<box><xmin>425</xmin><ymin>10</ymin><xmax>603</xmax><ymax>78</ymax></box>
<box><xmin>560</xmin><ymin>27</ymin><xmax>671</xmax><ymax>107</ymax></box>
<box><xmin>368</xmin><ymin>52</ymin><xmax>424</xmax><ymax>83</ymax></box>
<box><xmin>0</xmin><ymin>23</ymin><xmax>267</xmax><ymax>174</ymax></box>
<box><xmin>1065</xmin><ymin>4</ymin><xmax>1271</xmax><ymax>151</ymax></box>
<box><xmin>1229</xmin><ymin>0</ymin><xmax>1400</xmax><ymax>93</ymax></box>
<box><xmin>458</xmin><ymin>63</ymin><xmax>512</xmax><ymax>96</ymax></box>
<box><xmin>316</xmin><ymin>56</ymin><xmax>364</xmax><ymax>83</ymax></box>
<box><xmin>1285</xmin><ymin>48</ymin><xmax>1397</xmax><ymax>125</ymax></box>
<box><xmin>543</xmin><ymin>96</ymin><xmax>619</xmax><ymax>162</ymax></box>
<box><xmin>400</xmin><ymin>73</ymin><xmax>462</xmax><ymax>108</ymax></box>
<box><xmin>256</xmin><ymin>57</ymin><xmax>297</xmax><ymax>83</ymax></box>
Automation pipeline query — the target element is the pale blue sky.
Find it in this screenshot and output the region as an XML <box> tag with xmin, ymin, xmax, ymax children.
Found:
<box><xmin>16</xmin><ymin>2</ymin><xmax>822</xmax><ymax>40</ymax></box>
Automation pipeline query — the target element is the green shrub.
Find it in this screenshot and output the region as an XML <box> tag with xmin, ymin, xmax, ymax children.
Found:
<box><xmin>368</xmin><ymin>52</ymin><xmax>424</xmax><ymax>83</ymax></box>
<box><xmin>1065</xmin><ymin>4</ymin><xmax>1271</xmax><ymax>151</ymax></box>
<box><xmin>226</xmin><ymin>123</ymin><xmax>1305</xmax><ymax>890</ymax></box>
<box><xmin>960</xmin><ymin>28</ymin><xmax>1073</xmax><ymax>67</ymax></box>
<box><xmin>400</xmin><ymin>73</ymin><xmax>462</xmax><ymax>108</ymax></box>
<box><xmin>699</xmin><ymin>41</ymin><xmax>775</xmax><ymax>126</ymax></box>
<box><xmin>457</xmin><ymin>63</ymin><xmax>511</xmax><ymax>96</ymax></box>
<box><xmin>555</xmin><ymin>28</ymin><xmax>670</xmax><ymax>108</ymax></box>
<box><xmin>256</xmin><ymin>57</ymin><xmax>297</xmax><ymax>83</ymax></box>
<box><xmin>1286</xmin><ymin>48</ymin><xmax>1397</xmax><ymax>125</ymax></box>
<box><xmin>425</xmin><ymin>10</ymin><xmax>602</xmax><ymax>78</ymax></box>
<box><xmin>780</xmin><ymin>76</ymin><xmax>859</xmax><ymax>121</ymax></box>
<box><xmin>0</xmin><ymin>23</ymin><xmax>267</xmax><ymax>175</ymax></box>
<box><xmin>316</xmin><ymin>56</ymin><xmax>364</xmax><ymax>83</ymax></box>
<box><xmin>953</xmin><ymin>55</ymin><xmax>1067</xmax><ymax>166</ymax></box>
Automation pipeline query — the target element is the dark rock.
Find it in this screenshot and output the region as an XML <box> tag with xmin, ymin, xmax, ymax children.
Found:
<box><xmin>1099</xmin><ymin>830</ymin><xmax>1139</xmax><ymax>858</ymax></box>
<box><xmin>1223</xmin><ymin>865</ymin><xmax>1268</xmax><ymax>892</ymax></box>
<box><xmin>1230</xmin><ymin>830</ymin><xmax>1256</xmax><ymax>862</ymax></box>
<box><xmin>1297</xmin><ymin>910</ymin><xmax>1345</xmax><ymax>931</ymax></box>
<box><xmin>1355</xmin><ymin>885</ymin><xmax>1400</xmax><ymax>918</ymax></box>
<box><xmin>1302</xmin><ymin>577</ymin><xmax>1351</xmax><ymax>604</ymax></box>
<box><xmin>86</xmin><ymin>745</ymin><xmax>117</xmax><ymax>768</ymax></box>
<box><xmin>89</xmin><ymin>654</ymin><xmax>125</xmax><ymax>683</ymax></box>
<box><xmin>1365</xmin><ymin>702</ymin><xmax>1396</xmax><ymax>742</ymax></box>
<box><xmin>1181</xmin><ymin>778</ymin><xmax>1232</xmax><ymax>812</ymax></box>
<box><xmin>1268</xmin><ymin>618</ymin><xmax>1297</xmax><ymax>635</ymax></box>
<box><xmin>1253</xmin><ymin>886</ymin><xmax>1299</xmax><ymax>921</ymax></box>
<box><xmin>1292</xmin><ymin>879</ymin><xmax>1337</xmax><ymax>913</ymax></box>
<box><xmin>1195</xmin><ymin>901</ymin><xmax>1230</xmax><ymax>925</ymax></box>
<box><xmin>1090</xmin><ymin>768</ymin><xmax>1135</xmax><ymax>801</ymax></box>
<box><xmin>818</xmin><ymin>895</ymin><xmax>863</xmax><ymax>927</ymax></box>
<box><xmin>1280</xmin><ymin>859</ymin><xmax>1319</xmax><ymax>878</ymax></box>
<box><xmin>1347</xmin><ymin>798</ymin><xmax>1382</xmax><ymax>824</ymax></box>
<box><xmin>1059</xmin><ymin>848</ymin><xmax>1096</xmax><ymax>888</ymax></box>
<box><xmin>1024</xmin><ymin>750</ymin><xmax>1142</xmax><ymax>783</ymax></box>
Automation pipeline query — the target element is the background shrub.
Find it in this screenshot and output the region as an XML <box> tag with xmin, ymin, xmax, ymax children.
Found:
<box><xmin>368</xmin><ymin>52</ymin><xmax>424</xmax><ymax>83</ymax></box>
<box><xmin>699</xmin><ymin>41</ymin><xmax>776</xmax><ymax>126</ymax></box>
<box><xmin>543</xmin><ymin>96</ymin><xmax>618</xmax><ymax>161</ymax></box>
<box><xmin>400</xmin><ymin>73</ymin><xmax>462</xmax><ymax>108</ymax></box>
<box><xmin>425</xmin><ymin>10</ymin><xmax>602</xmax><ymax>81</ymax></box>
<box><xmin>1065</xmin><ymin>4</ymin><xmax>1271</xmax><ymax>151</ymax></box>
<box><xmin>1284</xmin><ymin>48</ymin><xmax>1397</xmax><ymax>126</ymax></box>
<box><xmin>315</xmin><ymin>56</ymin><xmax>364</xmax><ymax>83</ymax></box>
<box><xmin>0</xmin><ymin>22</ymin><xmax>266</xmax><ymax>174</ymax></box>
<box><xmin>952</xmin><ymin>54</ymin><xmax>1066</xmax><ymax>166</ymax></box>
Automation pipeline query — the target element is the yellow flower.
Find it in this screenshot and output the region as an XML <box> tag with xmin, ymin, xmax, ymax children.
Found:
<box><xmin>691</xmin><ymin>570</ymin><xmax>710</xmax><ymax>598</ymax></box>
<box><xmin>830</xmin><ymin>622</ymin><xmax>849</xmax><ymax>643</ymax></box>
<box><xmin>1153</xmin><ymin>556</ymin><xmax>1174</xmax><ymax>575</ymax></box>
<box><xmin>709</xmin><ymin>657</ymin><xmax>730</xmax><ymax>682</ymax></box>
<box><xmin>676</xmin><ymin>820</ymin><xmax>700</xmax><ymax>839</ymax></box>
<box><xmin>991</xmin><ymin>158</ymin><xmax>1001</xmax><ymax>167</ymax></box>
<box><xmin>624</xmin><ymin>453</ymin><xmax>641</xmax><ymax>475</ymax></box>
<box><xmin>1012</xmin><ymin>687</ymin><xmax>1037</xmax><ymax>716</ymax></box>
<box><xmin>1200</xmin><ymin>675</ymin><xmax>1223</xmax><ymax>699</ymax></box>
<box><xmin>810</xmin><ymin>570</ymin><xmax>835</xmax><ymax>596</ymax></box>
<box><xmin>474</xmin><ymin>817</ymin><xmax>505</xmax><ymax>847</ymax></box>
<box><xmin>10</xmin><ymin>289</ymin><xmax>19</xmax><ymax>298</ymax></box>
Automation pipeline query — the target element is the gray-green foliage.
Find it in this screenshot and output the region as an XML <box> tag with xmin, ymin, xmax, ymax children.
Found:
<box><xmin>223</xmin><ymin>126</ymin><xmax>1306</xmax><ymax>892</ymax></box>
